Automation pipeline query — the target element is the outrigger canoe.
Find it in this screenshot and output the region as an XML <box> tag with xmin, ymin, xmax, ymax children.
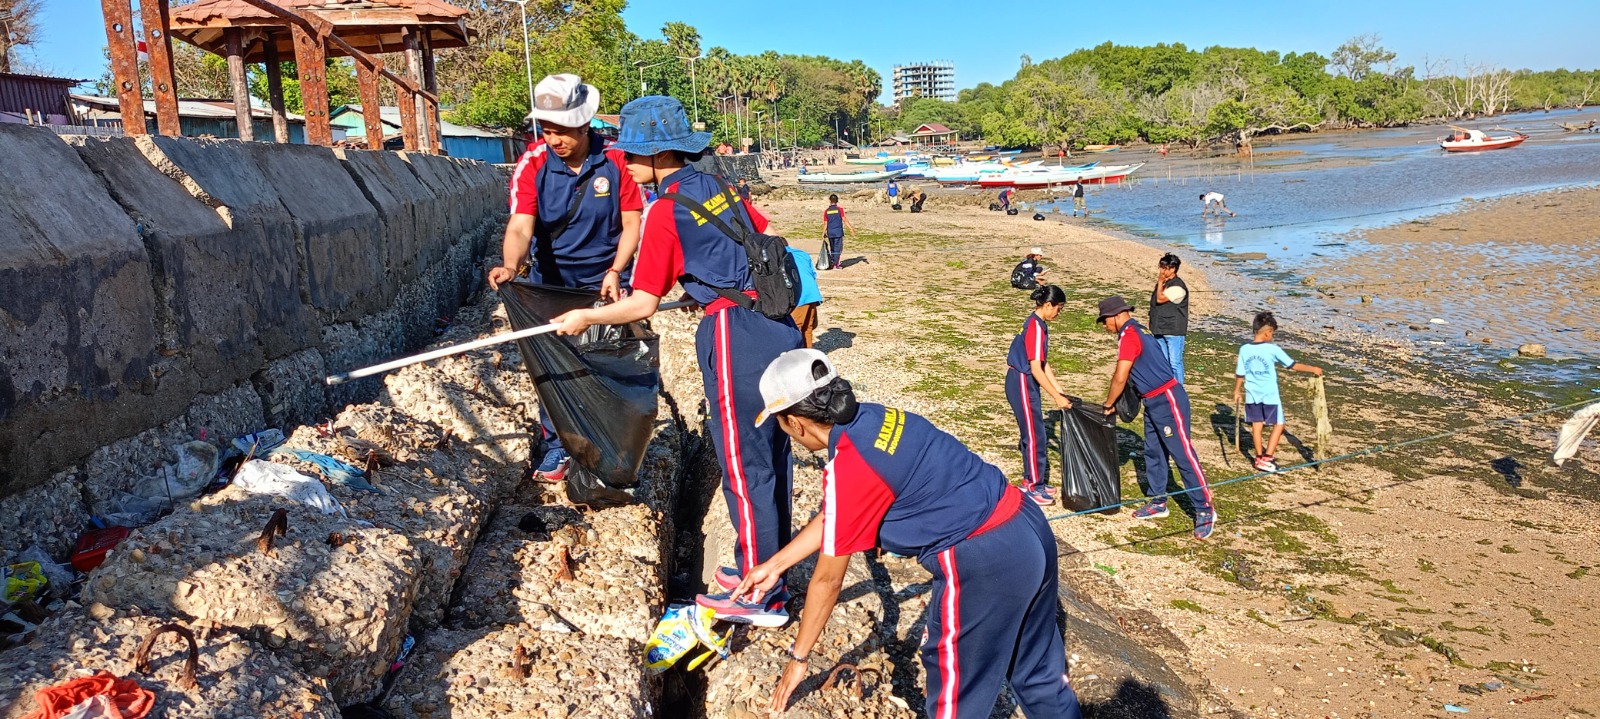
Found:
<box><xmin>1082</xmin><ymin>144</ymin><xmax>1122</xmax><ymax>153</ymax></box>
<box><xmin>797</xmin><ymin>169</ymin><xmax>908</xmax><ymax>184</ymax></box>
<box><xmin>1439</xmin><ymin>128</ymin><xmax>1526</xmax><ymax>152</ymax></box>
<box><xmin>977</xmin><ymin>163</ymin><xmax>1144</xmax><ymax>188</ymax></box>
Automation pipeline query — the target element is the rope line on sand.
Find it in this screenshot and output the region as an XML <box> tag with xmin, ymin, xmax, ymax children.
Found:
<box><xmin>1041</xmin><ymin>395</ymin><xmax>1600</xmax><ymax>523</ymax></box>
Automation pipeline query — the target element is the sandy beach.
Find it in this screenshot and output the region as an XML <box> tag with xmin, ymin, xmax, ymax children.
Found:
<box><xmin>747</xmin><ymin>185</ymin><xmax>1600</xmax><ymax>718</ymax></box>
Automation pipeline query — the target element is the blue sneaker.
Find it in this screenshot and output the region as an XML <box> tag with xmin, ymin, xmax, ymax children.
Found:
<box><xmin>1027</xmin><ymin>486</ymin><xmax>1056</xmax><ymax>506</ymax></box>
<box><xmin>532</xmin><ymin>448</ymin><xmax>569</xmax><ymax>482</ymax></box>
<box><xmin>1193</xmin><ymin>507</ymin><xmax>1216</xmax><ymax>540</ymax></box>
<box><xmin>1131</xmin><ymin>501</ymin><xmax>1170</xmax><ymax>520</ymax></box>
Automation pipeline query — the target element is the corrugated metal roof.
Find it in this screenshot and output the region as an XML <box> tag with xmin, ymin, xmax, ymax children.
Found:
<box><xmin>70</xmin><ymin>94</ymin><xmax>306</xmax><ymax>122</ymax></box>
<box><xmin>333</xmin><ymin>104</ymin><xmax>507</xmax><ymax>138</ymax></box>
<box><xmin>171</xmin><ymin>0</ymin><xmax>466</xmax><ymax>24</ymax></box>
<box><xmin>0</xmin><ymin>73</ymin><xmax>85</xmax><ymax>115</ymax></box>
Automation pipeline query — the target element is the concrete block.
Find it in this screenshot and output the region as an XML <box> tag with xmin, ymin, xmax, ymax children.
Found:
<box><xmin>335</xmin><ymin>149</ymin><xmax>435</xmax><ymax>284</ymax></box>
<box><xmin>246</xmin><ymin>142</ymin><xmax>388</xmax><ymax>321</ymax></box>
<box><xmin>69</xmin><ymin>135</ymin><xmax>315</xmax><ymax>387</ymax></box>
<box><xmin>0</xmin><ymin>124</ymin><xmax>164</xmax><ymax>496</ymax></box>
<box><xmin>401</xmin><ymin>151</ymin><xmax>472</xmax><ymax>240</ymax></box>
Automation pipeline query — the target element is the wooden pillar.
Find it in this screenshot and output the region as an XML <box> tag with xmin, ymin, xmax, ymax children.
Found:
<box><xmin>402</xmin><ymin>26</ymin><xmax>426</xmax><ymax>152</ymax></box>
<box><xmin>422</xmin><ymin>32</ymin><xmax>441</xmax><ymax>154</ymax></box>
<box><xmin>355</xmin><ymin>58</ymin><xmax>384</xmax><ymax>149</ymax></box>
<box><xmin>225</xmin><ymin>29</ymin><xmax>254</xmax><ymax>141</ymax></box>
<box><xmin>290</xmin><ymin>23</ymin><xmax>331</xmax><ymax>145</ymax></box>
<box><xmin>139</xmin><ymin>0</ymin><xmax>180</xmax><ymax>135</ymax></box>
<box><xmin>263</xmin><ymin>33</ymin><xmax>289</xmax><ymax>143</ymax></box>
<box><xmin>99</xmin><ymin>0</ymin><xmax>145</xmax><ymax>134</ymax></box>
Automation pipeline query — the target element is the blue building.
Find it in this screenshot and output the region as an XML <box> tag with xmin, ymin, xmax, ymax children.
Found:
<box><xmin>330</xmin><ymin>105</ymin><xmax>515</xmax><ymax>163</ymax></box>
<box><xmin>69</xmin><ymin>93</ymin><xmax>319</xmax><ymax>142</ymax></box>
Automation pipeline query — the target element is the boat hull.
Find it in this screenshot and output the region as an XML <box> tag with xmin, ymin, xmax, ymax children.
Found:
<box><xmin>1440</xmin><ymin>136</ymin><xmax>1526</xmax><ymax>152</ymax></box>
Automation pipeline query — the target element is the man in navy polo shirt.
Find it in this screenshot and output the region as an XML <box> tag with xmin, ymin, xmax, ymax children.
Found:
<box><xmin>489</xmin><ymin>73</ymin><xmax>643</xmax><ymax>482</ymax></box>
<box><xmin>1096</xmin><ymin>296</ymin><xmax>1216</xmax><ymax>540</ymax></box>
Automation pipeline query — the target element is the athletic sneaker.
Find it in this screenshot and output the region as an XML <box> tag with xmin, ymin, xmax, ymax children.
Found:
<box><xmin>696</xmin><ymin>590</ymin><xmax>790</xmax><ymax>628</ymax></box>
<box><xmin>1193</xmin><ymin>507</ymin><xmax>1216</xmax><ymax>540</ymax></box>
<box><xmin>713</xmin><ymin>566</ymin><xmax>741</xmax><ymax>592</ymax></box>
<box><xmin>533</xmin><ymin>448</ymin><xmax>569</xmax><ymax>482</ymax></box>
<box><xmin>1253</xmin><ymin>455</ymin><xmax>1278</xmax><ymax>473</ymax></box>
<box><xmin>1027</xmin><ymin>486</ymin><xmax>1056</xmax><ymax>506</ymax></box>
<box><xmin>1131</xmin><ymin>501</ymin><xmax>1170</xmax><ymax>520</ymax></box>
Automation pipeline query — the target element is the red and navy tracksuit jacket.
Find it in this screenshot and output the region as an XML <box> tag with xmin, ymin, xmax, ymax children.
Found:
<box><xmin>823</xmin><ymin>203</ymin><xmax>847</xmax><ymax>267</ymax></box>
<box><xmin>1005</xmin><ymin>313</ymin><xmax>1050</xmax><ymax>491</ymax></box>
<box><xmin>508</xmin><ymin>135</ymin><xmax>642</xmax><ymax>453</ymax></box>
<box><xmin>821</xmin><ymin>403</ymin><xmax>1082</xmax><ymax>719</ymax></box>
<box><xmin>1118</xmin><ymin>318</ymin><xmax>1214</xmax><ymax>510</ymax></box>
<box><xmin>632</xmin><ymin>165</ymin><xmax>803</xmax><ymax>574</ymax></box>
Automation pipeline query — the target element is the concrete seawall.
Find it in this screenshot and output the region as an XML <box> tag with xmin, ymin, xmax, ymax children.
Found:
<box><xmin>0</xmin><ymin>124</ymin><xmax>507</xmax><ymax>556</ymax></box>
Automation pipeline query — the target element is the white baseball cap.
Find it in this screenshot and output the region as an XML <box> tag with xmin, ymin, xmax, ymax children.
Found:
<box><xmin>525</xmin><ymin>73</ymin><xmax>600</xmax><ymax>129</ymax></box>
<box><xmin>1029</xmin><ymin>246</ymin><xmax>1043</xmax><ymax>256</ymax></box>
<box><xmin>754</xmin><ymin>349</ymin><xmax>839</xmax><ymax>426</ymax></box>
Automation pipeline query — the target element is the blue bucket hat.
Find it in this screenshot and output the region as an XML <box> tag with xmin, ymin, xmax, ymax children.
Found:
<box><xmin>613</xmin><ymin>96</ymin><xmax>712</xmax><ymax>156</ymax></box>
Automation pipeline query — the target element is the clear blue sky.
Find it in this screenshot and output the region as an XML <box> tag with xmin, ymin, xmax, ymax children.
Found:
<box><xmin>21</xmin><ymin>0</ymin><xmax>1599</xmax><ymax>97</ymax></box>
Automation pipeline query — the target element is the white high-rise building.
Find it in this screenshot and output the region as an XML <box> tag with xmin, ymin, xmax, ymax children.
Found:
<box><xmin>892</xmin><ymin>61</ymin><xmax>956</xmax><ymax>105</ymax></box>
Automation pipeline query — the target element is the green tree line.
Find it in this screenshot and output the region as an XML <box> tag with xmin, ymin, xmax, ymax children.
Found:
<box><xmin>892</xmin><ymin>36</ymin><xmax>1599</xmax><ymax>149</ymax></box>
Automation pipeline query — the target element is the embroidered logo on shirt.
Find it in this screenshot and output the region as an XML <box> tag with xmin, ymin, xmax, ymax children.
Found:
<box><xmin>875</xmin><ymin>408</ymin><xmax>906</xmax><ymax>454</ymax></box>
<box><xmin>592</xmin><ymin>176</ymin><xmax>610</xmax><ymax>197</ymax></box>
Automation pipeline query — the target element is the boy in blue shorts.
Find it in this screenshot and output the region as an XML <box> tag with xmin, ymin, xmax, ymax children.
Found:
<box><xmin>1234</xmin><ymin>311</ymin><xmax>1323</xmax><ymax>472</ymax></box>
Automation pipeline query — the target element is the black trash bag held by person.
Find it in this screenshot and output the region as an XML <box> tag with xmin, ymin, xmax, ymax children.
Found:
<box><xmin>500</xmin><ymin>284</ymin><xmax>661</xmax><ymax>508</ymax></box>
<box><xmin>1115</xmin><ymin>383</ymin><xmax>1141</xmax><ymax>422</ymax></box>
<box><xmin>1054</xmin><ymin>400</ymin><xmax>1121</xmax><ymax>514</ymax></box>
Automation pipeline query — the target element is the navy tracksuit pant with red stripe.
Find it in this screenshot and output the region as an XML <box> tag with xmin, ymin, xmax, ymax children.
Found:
<box><xmin>1004</xmin><ymin>369</ymin><xmax>1049</xmax><ymax>491</ymax></box>
<box><xmin>1142</xmin><ymin>382</ymin><xmax>1214</xmax><ymax>511</ymax></box>
<box><xmin>920</xmin><ymin>502</ymin><xmax>1083</xmax><ymax>719</ymax></box>
<box><xmin>695</xmin><ymin>305</ymin><xmax>803</xmax><ymax>573</ymax></box>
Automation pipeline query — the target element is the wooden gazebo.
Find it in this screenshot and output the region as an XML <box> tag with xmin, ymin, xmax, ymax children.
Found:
<box><xmin>98</xmin><ymin>0</ymin><xmax>467</xmax><ymax>151</ymax></box>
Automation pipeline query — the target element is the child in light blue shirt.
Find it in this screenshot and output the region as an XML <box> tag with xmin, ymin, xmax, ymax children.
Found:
<box><xmin>1233</xmin><ymin>311</ymin><xmax>1323</xmax><ymax>472</ymax></box>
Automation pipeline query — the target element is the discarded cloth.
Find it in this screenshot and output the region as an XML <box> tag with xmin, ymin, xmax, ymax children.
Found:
<box><xmin>500</xmin><ymin>283</ymin><xmax>661</xmax><ymax>509</ymax></box>
<box><xmin>1554</xmin><ymin>402</ymin><xmax>1600</xmax><ymax>466</ymax></box>
<box><xmin>1311</xmin><ymin>376</ymin><xmax>1333</xmax><ymax>460</ymax></box>
<box><xmin>231</xmin><ymin>460</ymin><xmax>346</xmax><ymax>516</ymax></box>
<box><xmin>20</xmin><ymin>671</ymin><xmax>154</xmax><ymax>719</ymax></box>
<box><xmin>232</xmin><ymin>429</ymin><xmax>287</xmax><ymax>456</ymax></box>
<box><xmin>645</xmin><ymin>603</ymin><xmax>730</xmax><ymax>674</ymax></box>
<box><xmin>273</xmin><ymin>448</ymin><xmax>380</xmax><ymax>493</ymax></box>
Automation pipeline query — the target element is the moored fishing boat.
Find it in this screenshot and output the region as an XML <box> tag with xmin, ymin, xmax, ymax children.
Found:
<box><xmin>1082</xmin><ymin>144</ymin><xmax>1122</xmax><ymax>153</ymax></box>
<box><xmin>797</xmin><ymin>168</ymin><xmax>908</xmax><ymax>184</ymax></box>
<box><xmin>977</xmin><ymin>162</ymin><xmax>1144</xmax><ymax>188</ymax></box>
<box><xmin>1439</xmin><ymin>128</ymin><xmax>1527</xmax><ymax>152</ymax></box>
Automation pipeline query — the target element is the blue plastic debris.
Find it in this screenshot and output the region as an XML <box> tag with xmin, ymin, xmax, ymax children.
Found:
<box><xmin>1443</xmin><ymin>704</ymin><xmax>1469</xmax><ymax>713</ymax></box>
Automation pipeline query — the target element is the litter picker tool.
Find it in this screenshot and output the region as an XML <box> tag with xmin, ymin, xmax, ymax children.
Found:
<box><xmin>1234</xmin><ymin>399</ymin><xmax>1243</xmax><ymax>454</ymax></box>
<box><xmin>325</xmin><ymin>300</ymin><xmax>693</xmax><ymax>385</ymax></box>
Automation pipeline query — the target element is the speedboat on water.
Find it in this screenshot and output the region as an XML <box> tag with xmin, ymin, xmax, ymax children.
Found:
<box><xmin>1439</xmin><ymin>128</ymin><xmax>1527</xmax><ymax>152</ymax></box>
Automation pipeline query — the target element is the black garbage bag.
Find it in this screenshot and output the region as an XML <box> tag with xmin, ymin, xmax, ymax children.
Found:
<box><xmin>500</xmin><ymin>283</ymin><xmax>661</xmax><ymax>508</ymax></box>
<box><xmin>1055</xmin><ymin>400</ymin><xmax>1121</xmax><ymax>514</ymax></box>
<box><xmin>1115</xmin><ymin>383</ymin><xmax>1141</xmax><ymax>422</ymax></box>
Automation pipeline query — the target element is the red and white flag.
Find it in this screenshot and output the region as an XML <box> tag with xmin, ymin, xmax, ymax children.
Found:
<box><xmin>137</xmin><ymin>40</ymin><xmax>149</xmax><ymax>61</ymax></box>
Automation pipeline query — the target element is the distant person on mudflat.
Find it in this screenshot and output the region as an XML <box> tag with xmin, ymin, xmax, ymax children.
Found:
<box><xmin>1201</xmin><ymin>191</ymin><xmax>1236</xmax><ymax>217</ymax></box>
<box><xmin>1096</xmin><ymin>296</ymin><xmax>1216</xmax><ymax>540</ymax></box>
<box><xmin>1149</xmin><ymin>253</ymin><xmax>1190</xmax><ymax>383</ymax></box>
<box><xmin>887</xmin><ymin>178</ymin><xmax>899</xmax><ymax>208</ymax></box>
<box><xmin>1006</xmin><ymin>285</ymin><xmax>1074</xmax><ymax>506</ymax></box>
<box><xmin>1071</xmin><ymin>181</ymin><xmax>1087</xmax><ymax>217</ymax></box>
<box><xmin>910</xmin><ymin>190</ymin><xmax>928</xmax><ymax>213</ymax></box>
<box><xmin>493</xmin><ymin>73</ymin><xmax>643</xmax><ymax>483</ymax></box>
<box><xmin>1234</xmin><ymin>311</ymin><xmax>1323</xmax><ymax>473</ymax></box>
<box><xmin>821</xmin><ymin>194</ymin><xmax>857</xmax><ymax>270</ymax></box>
<box><xmin>998</xmin><ymin>187</ymin><xmax>1013</xmax><ymax>211</ymax></box>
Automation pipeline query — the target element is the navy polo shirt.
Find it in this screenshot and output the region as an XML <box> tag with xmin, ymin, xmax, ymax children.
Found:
<box><xmin>823</xmin><ymin>204</ymin><xmax>846</xmax><ymax>238</ymax></box>
<box><xmin>1006</xmin><ymin>314</ymin><xmax>1048</xmax><ymax>374</ymax></box>
<box><xmin>1117</xmin><ymin>318</ymin><xmax>1178</xmax><ymax>397</ymax></box>
<box><xmin>632</xmin><ymin>166</ymin><xmax>769</xmax><ymax>310</ymax></box>
<box><xmin>821</xmin><ymin>403</ymin><xmax>1008</xmax><ymax>562</ymax></box>
<box><xmin>508</xmin><ymin>136</ymin><xmax>642</xmax><ymax>289</ymax></box>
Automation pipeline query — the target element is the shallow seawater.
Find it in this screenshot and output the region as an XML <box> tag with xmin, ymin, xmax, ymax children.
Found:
<box><xmin>1042</xmin><ymin>108</ymin><xmax>1600</xmax><ymax>396</ymax></box>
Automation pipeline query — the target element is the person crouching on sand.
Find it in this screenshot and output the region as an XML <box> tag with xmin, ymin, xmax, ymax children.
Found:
<box><xmin>1201</xmin><ymin>191</ymin><xmax>1236</xmax><ymax>217</ymax></box>
<box><xmin>729</xmin><ymin>349</ymin><xmax>1085</xmax><ymax>719</ymax></box>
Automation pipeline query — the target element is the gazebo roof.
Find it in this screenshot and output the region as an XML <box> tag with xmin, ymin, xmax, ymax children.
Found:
<box><xmin>169</xmin><ymin>0</ymin><xmax>470</xmax><ymax>63</ymax></box>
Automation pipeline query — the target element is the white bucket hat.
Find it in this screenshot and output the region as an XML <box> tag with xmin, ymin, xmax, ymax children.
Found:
<box><xmin>525</xmin><ymin>73</ymin><xmax>600</xmax><ymax>129</ymax></box>
<box><xmin>754</xmin><ymin>349</ymin><xmax>838</xmax><ymax>426</ymax></box>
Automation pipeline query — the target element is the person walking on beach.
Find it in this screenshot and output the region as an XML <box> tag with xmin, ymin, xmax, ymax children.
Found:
<box><xmin>491</xmin><ymin>73</ymin><xmax>643</xmax><ymax>483</ymax></box>
<box><xmin>1234</xmin><ymin>312</ymin><xmax>1323</xmax><ymax>472</ymax></box>
<box><xmin>549</xmin><ymin>95</ymin><xmax>803</xmax><ymax>626</ymax></box>
<box><xmin>822</xmin><ymin>194</ymin><xmax>857</xmax><ymax>270</ymax></box>
<box><xmin>1150</xmin><ymin>253</ymin><xmax>1190</xmax><ymax>383</ymax></box>
<box><xmin>1007</xmin><ymin>285</ymin><xmax>1074</xmax><ymax>506</ymax></box>
<box><xmin>727</xmin><ymin>349</ymin><xmax>1085</xmax><ymax>718</ymax></box>
<box><xmin>1096</xmin><ymin>296</ymin><xmax>1216</xmax><ymax>539</ymax></box>
<box><xmin>887</xmin><ymin>178</ymin><xmax>900</xmax><ymax>208</ymax></box>
<box><xmin>1071</xmin><ymin>182</ymin><xmax>1087</xmax><ymax>217</ymax></box>
<box><xmin>1201</xmin><ymin>191</ymin><xmax>1236</xmax><ymax>217</ymax></box>
<box><xmin>786</xmin><ymin>245</ymin><xmax>823</xmax><ymax>348</ymax></box>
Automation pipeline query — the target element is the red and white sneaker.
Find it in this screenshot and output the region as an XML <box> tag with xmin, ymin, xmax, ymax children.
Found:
<box><xmin>1252</xmin><ymin>455</ymin><xmax>1278</xmax><ymax>473</ymax></box>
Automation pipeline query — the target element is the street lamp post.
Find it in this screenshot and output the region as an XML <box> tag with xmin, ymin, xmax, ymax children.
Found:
<box><xmin>493</xmin><ymin>0</ymin><xmax>535</xmax><ymax>109</ymax></box>
<box><xmin>679</xmin><ymin>55</ymin><xmax>701</xmax><ymax>125</ymax></box>
<box><xmin>633</xmin><ymin>59</ymin><xmax>672</xmax><ymax>98</ymax></box>
<box><xmin>754</xmin><ymin>109</ymin><xmax>765</xmax><ymax>153</ymax></box>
